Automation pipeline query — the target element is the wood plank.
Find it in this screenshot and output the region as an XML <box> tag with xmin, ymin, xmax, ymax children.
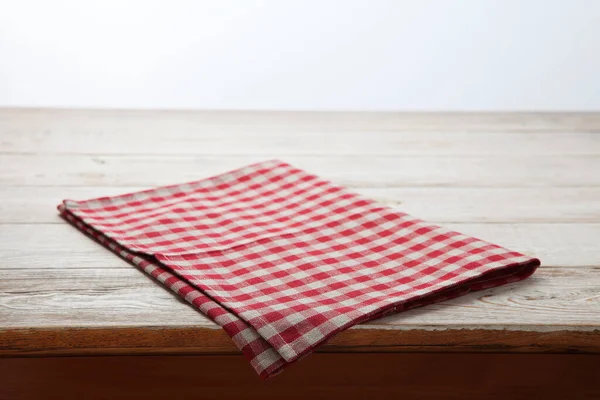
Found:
<box><xmin>2</xmin><ymin>186</ymin><xmax>600</xmax><ymax>224</ymax></box>
<box><xmin>3</xmin><ymin>127</ymin><xmax>600</xmax><ymax>156</ymax></box>
<box><xmin>2</xmin><ymin>109</ymin><xmax>600</xmax><ymax>133</ymax></box>
<box><xmin>361</xmin><ymin>187</ymin><xmax>600</xmax><ymax>223</ymax></box>
<box><xmin>1</xmin><ymin>267</ymin><xmax>598</xmax><ymax>333</ymax></box>
<box><xmin>2</xmin><ymin>223</ymin><xmax>599</xmax><ymax>269</ymax></box>
<box><xmin>2</xmin><ymin>354</ymin><xmax>599</xmax><ymax>400</ymax></box>
<box><xmin>2</xmin><ymin>154</ymin><xmax>599</xmax><ymax>187</ymax></box>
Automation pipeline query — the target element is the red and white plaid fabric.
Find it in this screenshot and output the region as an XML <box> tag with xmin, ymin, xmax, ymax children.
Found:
<box><xmin>58</xmin><ymin>159</ymin><xmax>540</xmax><ymax>378</ymax></box>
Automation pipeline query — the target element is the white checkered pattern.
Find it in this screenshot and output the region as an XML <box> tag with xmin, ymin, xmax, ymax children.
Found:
<box><xmin>59</xmin><ymin>159</ymin><xmax>540</xmax><ymax>378</ymax></box>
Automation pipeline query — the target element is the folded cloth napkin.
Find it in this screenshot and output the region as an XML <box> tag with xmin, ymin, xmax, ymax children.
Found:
<box><xmin>58</xmin><ymin>159</ymin><xmax>540</xmax><ymax>378</ymax></box>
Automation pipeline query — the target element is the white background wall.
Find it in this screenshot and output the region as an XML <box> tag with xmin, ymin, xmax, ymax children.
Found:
<box><xmin>1</xmin><ymin>0</ymin><xmax>599</xmax><ymax>111</ymax></box>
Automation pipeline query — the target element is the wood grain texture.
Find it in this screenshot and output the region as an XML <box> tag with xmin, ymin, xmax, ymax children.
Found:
<box><xmin>2</xmin><ymin>354</ymin><xmax>599</xmax><ymax>400</ymax></box>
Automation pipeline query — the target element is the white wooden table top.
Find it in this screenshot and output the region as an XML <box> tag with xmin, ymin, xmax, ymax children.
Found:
<box><xmin>1</xmin><ymin>109</ymin><xmax>599</xmax><ymax>356</ymax></box>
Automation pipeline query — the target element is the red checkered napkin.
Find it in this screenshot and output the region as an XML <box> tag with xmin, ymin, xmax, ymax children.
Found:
<box><xmin>58</xmin><ymin>159</ymin><xmax>540</xmax><ymax>378</ymax></box>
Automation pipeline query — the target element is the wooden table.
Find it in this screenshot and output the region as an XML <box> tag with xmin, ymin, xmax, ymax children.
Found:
<box><xmin>1</xmin><ymin>109</ymin><xmax>599</xmax><ymax>399</ymax></box>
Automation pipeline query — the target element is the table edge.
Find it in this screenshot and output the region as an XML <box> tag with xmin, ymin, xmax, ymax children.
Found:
<box><xmin>2</xmin><ymin>326</ymin><xmax>598</xmax><ymax>357</ymax></box>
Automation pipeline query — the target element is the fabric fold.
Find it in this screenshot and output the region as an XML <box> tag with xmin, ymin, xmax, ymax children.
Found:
<box><xmin>58</xmin><ymin>159</ymin><xmax>540</xmax><ymax>378</ymax></box>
